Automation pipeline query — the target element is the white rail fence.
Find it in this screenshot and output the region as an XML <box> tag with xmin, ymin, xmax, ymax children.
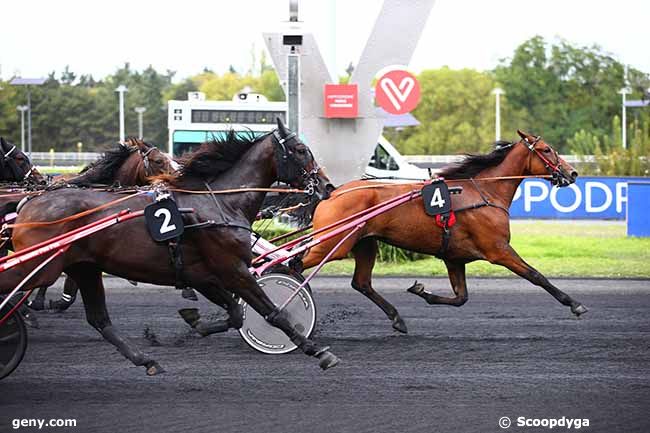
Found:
<box><xmin>31</xmin><ymin>152</ymin><xmax>598</xmax><ymax>170</ymax></box>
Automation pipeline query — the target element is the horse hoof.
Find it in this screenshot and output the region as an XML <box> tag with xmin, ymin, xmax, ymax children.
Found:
<box><xmin>572</xmin><ymin>304</ymin><xmax>588</xmax><ymax>317</ymax></box>
<box><xmin>22</xmin><ymin>313</ymin><xmax>40</xmax><ymax>329</ymax></box>
<box><xmin>146</xmin><ymin>362</ymin><xmax>165</xmax><ymax>376</ymax></box>
<box><xmin>392</xmin><ymin>316</ymin><xmax>408</xmax><ymax>334</ymax></box>
<box><xmin>228</xmin><ymin>304</ymin><xmax>244</xmax><ymax>329</ymax></box>
<box><xmin>317</xmin><ymin>351</ymin><xmax>340</xmax><ymax>370</ymax></box>
<box><xmin>49</xmin><ymin>300</ymin><xmax>73</xmax><ymax>312</ymax></box>
<box><xmin>407</xmin><ymin>282</ymin><xmax>425</xmax><ymax>296</ymax></box>
<box><xmin>28</xmin><ymin>299</ymin><xmax>45</xmax><ymax>311</ymax></box>
<box><xmin>182</xmin><ymin>288</ymin><xmax>198</xmax><ymax>301</ymax></box>
<box><xmin>178</xmin><ymin>308</ymin><xmax>201</xmax><ymax>327</ymax></box>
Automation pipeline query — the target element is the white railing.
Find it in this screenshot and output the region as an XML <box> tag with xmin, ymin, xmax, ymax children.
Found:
<box><xmin>30</xmin><ymin>152</ymin><xmax>101</xmax><ymax>167</ymax></box>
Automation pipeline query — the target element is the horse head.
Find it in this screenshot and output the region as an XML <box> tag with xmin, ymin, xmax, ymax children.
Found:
<box><xmin>273</xmin><ymin>118</ymin><xmax>333</xmax><ymax>200</ymax></box>
<box><xmin>0</xmin><ymin>137</ymin><xmax>42</xmax><ymax>183</ymax></box>
<box><xmin>517</xmin><ymin>130</ymin><xmax>578</xmax><ymax>187</ymax></box>
<box><xmin>122</xmin><ymin>138</ymin><xmax>175</xmax><ymax>183</ymax></box>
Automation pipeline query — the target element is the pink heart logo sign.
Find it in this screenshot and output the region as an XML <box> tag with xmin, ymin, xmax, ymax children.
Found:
<box><xmin>375</xmin><ymin>69</ymin><xmax>421</xmax><ymax>115</ymax></box>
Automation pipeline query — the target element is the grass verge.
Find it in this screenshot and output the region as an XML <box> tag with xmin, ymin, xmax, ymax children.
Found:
<box><xmin>313</xmin><ymin>221</ymin><xmax>650</xmax><ymax>278</ymax></box>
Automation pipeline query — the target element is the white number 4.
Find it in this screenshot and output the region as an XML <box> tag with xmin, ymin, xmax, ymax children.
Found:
<box><xmin>154</xmin><ymin>208</ymin><xmax>177</xmax><ymax>234</ymax></box>
<box><xmin>429</xmin><ymin>188</ymin><xmax>446</xmax><ymax>208</ymax></box>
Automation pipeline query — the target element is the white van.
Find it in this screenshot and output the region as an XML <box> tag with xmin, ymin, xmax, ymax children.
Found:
<box><xmin>366</xmin><ymin>136</ymin><xmax>431</xmax><ymax>180</ymax></box>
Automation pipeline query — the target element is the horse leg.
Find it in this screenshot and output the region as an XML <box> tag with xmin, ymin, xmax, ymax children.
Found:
<box><xmin>218</xmin><ymin>262</ymin><xmax>339</xmax><ymax>370</ymax></box>
<box><xmin>27</xmin><ymin>286</ymin><xmax>48</xmax><ymax>311</ymax></box>
<box><xmin>351</xmin><ymin>238</ymin><xmax>407</xmax><ymax>333</ymax></box>
<box><xmin>408</xmin><ymin>261</ymin><xmax>468</xmax><ymax>306</ymax></box>
<box><xmin>178</xmin><ymin>288</ymin><xmax>243</xmax><ymax>336</ymax></box>
<box><xmin>181</xmin><ymin>288</ymin><xmax>198</xmax><ymax>301</ymax></box>
<box><xmin>67</xmin><ymin>264</ymin><xmax>163</xmax><ymax>376</ymax></box>
<box><xmin>488</xmin><ymin>245</ymin><xmax>587</xmax><ymax>316</ymax></box>
<box><xmin>49</xmin><ymin>275</ymin><xmax>78</xmax><ymax>311</ymax></box>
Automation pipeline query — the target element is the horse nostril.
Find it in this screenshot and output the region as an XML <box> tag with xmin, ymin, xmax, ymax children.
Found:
<box><xmin>571</xmin><ymin>171</ymin><xmax>578</xmax><ymax>180</ymax></box>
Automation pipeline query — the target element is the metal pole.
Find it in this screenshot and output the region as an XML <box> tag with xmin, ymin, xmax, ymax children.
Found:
<box><xmin>287</xmin><ymin>52</ymin><xmax>300</xmax><ymax>134</ymax></box>
<box><xmin>115</xmin><ymin>85</ymin><xmax>128</xmax><ymax>142</ymax></box>
<box><xmin>618</xmin><ymin>86</ymin><xmax>631</xmax><ymax>149</ymax></box>
<box><xmin>492</xmin><ymin>88</ymin><xmax>504</xmax><ymax>142</ymax></box>
<box><xmin>17</xmin><ymin>106</ymin><xmax>27</xmax><ymax>152</ymax></box>
<box><xmin>27</xmin><ymin>88</ymin><xmax>32</xmax><ymax>155</ymax></box>
<box><xmin>622</xmin><ymin>91</ymin><xmax>627</xmax><ymax>149</ymax></box>
<box><xmin>20</xmin><ymin>109</ymin><xmax>25</xmax><ymax>152</ymax></box>
<box><xmin>134</xmin><ymin>107</ymin><xmax>146</xmax><ymax>139</ymax></box>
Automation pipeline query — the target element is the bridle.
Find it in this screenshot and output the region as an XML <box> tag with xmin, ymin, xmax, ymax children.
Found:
<box><xmin>272</xmin><ymin>129</ymin><xmax>321</xmax><ymax>196</ymax></box>
<box><xmin>0</xmin><ymin>143</ymin><xmax>36</xmax><ymax>182</ymax></box>
<box><xmin>139</xmin><ymin>145</ymin><xmax>157</xmax><ymax>177</ymax></box>
<box><xmin>520</xmin><ymin>135</ymin><xmax>571</xmax><ymax>185</ymax></box>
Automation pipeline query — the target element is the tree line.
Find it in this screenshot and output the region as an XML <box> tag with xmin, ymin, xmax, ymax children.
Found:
<box><xmin>0</xmin><ymin>37</ymin><xmax>648</xmax><ymax>174</ymax></box>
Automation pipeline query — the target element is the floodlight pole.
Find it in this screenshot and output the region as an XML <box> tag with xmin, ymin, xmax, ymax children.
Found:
<box><xmin>492</xmin><ymin>87</ymin><xmax>504</xmax><ymax>142</ymax></box>
<box><xmin>16</xmin><ymin>105</ymin><xmax>29</xmax><ymax>153</ymax></box>
<box><xmin>26</xmin><ymin>88</ymin><xmax>33</xmax><ymax>155</ymax></box>
<box><xmin>115</xmin><ymin>85</ymin><xmax>128</xmax><ymax>142</ymax></box>
<box><xmin>134</xmin><ymin>107</ymin><xmax>147</xmax><ymax>139</ymax></box>
<box><xmin>286</xmin><ymin>0</ymin><xmax>301</xmax><ymax>134</ymax></box>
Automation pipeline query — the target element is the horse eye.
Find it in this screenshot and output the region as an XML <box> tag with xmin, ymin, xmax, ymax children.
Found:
<box><xmin>543</xmin><ymin>148</ymin><xmax>551</xmax><ymax>153</ymax></box>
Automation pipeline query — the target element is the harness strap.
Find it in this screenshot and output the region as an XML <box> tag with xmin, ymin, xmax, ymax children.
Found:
<box><xmin>435</xmin><ymin>178</ymin><xmax>508</xmax><ymax>257</ymax></box>
<box><xmin>167</xmin><ymin>237</ymin><xmax>185</xmax><ymax>291</ymax></box>
<box><xmin>452</xmin><ymin>178</ymin><xmax>510</xmax><ymax>215</ymax></box>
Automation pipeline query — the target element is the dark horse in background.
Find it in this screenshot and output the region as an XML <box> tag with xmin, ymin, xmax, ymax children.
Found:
<box><xmin>2</xmin><ymin>120</ymin><xmax>338</xmax><ymax>375</ymax></box>
<box><xmin>0</xmin><ymin>136</ymin><xmax>45</xmax><ymax>326</ymax></box>
<box><xmin>299</xmin><ymin>130</ymin><xmax>587</xmax><ymax>333</ymax></box>
<box><xmin>27</xmin><ymin>138</ymin><xmax>177</xmax><ymax>311</ymax></box>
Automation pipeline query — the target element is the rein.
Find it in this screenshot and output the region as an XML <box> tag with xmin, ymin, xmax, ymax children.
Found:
<box><xmin>4</xmin><ymin>186</ymin><xmax>311</xmax><ymax>230</ymax></box>
<box><xmin>333</xmin><ymin>175</ymin><xmax>552</xmax><ymax>197</ymax></box>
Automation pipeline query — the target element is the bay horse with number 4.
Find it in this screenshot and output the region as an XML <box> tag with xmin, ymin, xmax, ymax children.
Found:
<box><xmin>300</xmin><ymin>130</ymin><xmax>587</xmax><ymax>334</ymax></box>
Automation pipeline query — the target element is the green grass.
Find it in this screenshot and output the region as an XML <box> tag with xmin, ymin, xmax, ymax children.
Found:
<box><xmin>314</xmin><ymin>221</ymin><xmax>650</xmax><ymax>278</ymax></box>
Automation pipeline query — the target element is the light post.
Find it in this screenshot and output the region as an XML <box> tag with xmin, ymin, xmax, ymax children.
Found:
<box><xmin>115</xmin><ymin>85</ymin><xmax>128</xmax><ymax>142</ymax></box>
<box><xmin>134</xmin><ymin>107</ymin><xmax>147</xmax><ymax>139</ymax></box>
<box><xmin>618</xmin><ymin>86</ymin><xmax>632</xmax><ymax>149</ymax></box>
<box><xmin>10</xmin><ymin>78</ymin><xmax>46</xmax><ymax>155</ymax></box>
<box><xmin>16</xmin><ymin>105</ymin><xmax>29</xmax><ymax>152</ymax></box>
<box><xmin>492</xmin><ymin>87</ymin><xmax>504</xmax><ymax>142</ymax></box>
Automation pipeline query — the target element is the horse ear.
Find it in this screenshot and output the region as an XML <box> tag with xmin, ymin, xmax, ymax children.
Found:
<box><xmin>276</xmin><ymin>117</ymin><xmax>290</xmax><ymax>137</ymax></box>
<box><xmin>517</xmin><ymin>130</ymin><xmax>530</xmax><ymax>141</ymax></box>
<box><xmin>0</xmin><ymin>137</ymin><xmax>7</xmax><ymax>151</ymax></box>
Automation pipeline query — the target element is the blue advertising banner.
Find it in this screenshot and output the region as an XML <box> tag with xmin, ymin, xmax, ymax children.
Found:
<box><xmin>510</xmin><ymin>177</ymin><xmax>647</xmax><ymax>219</ymax></box>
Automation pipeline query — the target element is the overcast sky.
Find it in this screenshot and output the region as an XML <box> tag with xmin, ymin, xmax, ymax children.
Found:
<box><xmin>2</xmin><ymin>0</ymin><xmax>649</xmax><ymax>82</ymax></box>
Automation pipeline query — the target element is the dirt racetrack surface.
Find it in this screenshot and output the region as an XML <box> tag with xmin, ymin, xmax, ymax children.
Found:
<box><xmin>2</xmin><ymin>277</ymin><xmax>649</xmax><ymax>433</ymax></box>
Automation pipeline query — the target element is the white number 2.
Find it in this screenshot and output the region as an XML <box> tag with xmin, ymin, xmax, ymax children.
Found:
<box><xmin>429</xmin><ymin>188</ymin><xmax>446</xmax><ymax>208</ymax></box>
<box><xmin>154</xmin><ymin>208</ymin><xmax>177</xmax><ymax>234</ymax></box>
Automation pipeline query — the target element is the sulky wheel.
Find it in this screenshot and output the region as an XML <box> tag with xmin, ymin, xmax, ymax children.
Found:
<box><xmin>238</xmin><ymin>272</ymin><xmax>316</xmax><ymax>355</ymax></box>
<box><xmin>0</xmin><ymin>300</ymin><xmax>28</xmax><ymax>380</ymax></box>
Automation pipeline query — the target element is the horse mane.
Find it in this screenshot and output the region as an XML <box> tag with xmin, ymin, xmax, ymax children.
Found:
<box><xmin>68</xmin><ymin>144</ymin><xmax>135</xmax><ymax>186</ymax></box>
<box><xmin>154</xmin><ymin>130</ymin><xmax>262</xmax><ymax>187</ymax></box>
<box><xmin>437</xmin><ymin>141</ymin><xmax>516</xmax><ymax>179</ymax></box>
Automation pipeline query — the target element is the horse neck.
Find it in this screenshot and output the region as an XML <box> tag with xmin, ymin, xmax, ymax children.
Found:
<box><xmin>473</xmin><ymin>144</ymin><xmax>529</xmax><ymax>208</ymax></box>
<box><xmin>208</xmin><ymin>138</ymin><xmax>277</xmax><ymax>222</ymax></box>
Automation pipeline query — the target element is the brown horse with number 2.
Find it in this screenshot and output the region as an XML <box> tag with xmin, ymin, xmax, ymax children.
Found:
<box><xmin>301</xmin><ymin>130</ymin><xmax>587</xmax><ymax>333</ymax></box>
